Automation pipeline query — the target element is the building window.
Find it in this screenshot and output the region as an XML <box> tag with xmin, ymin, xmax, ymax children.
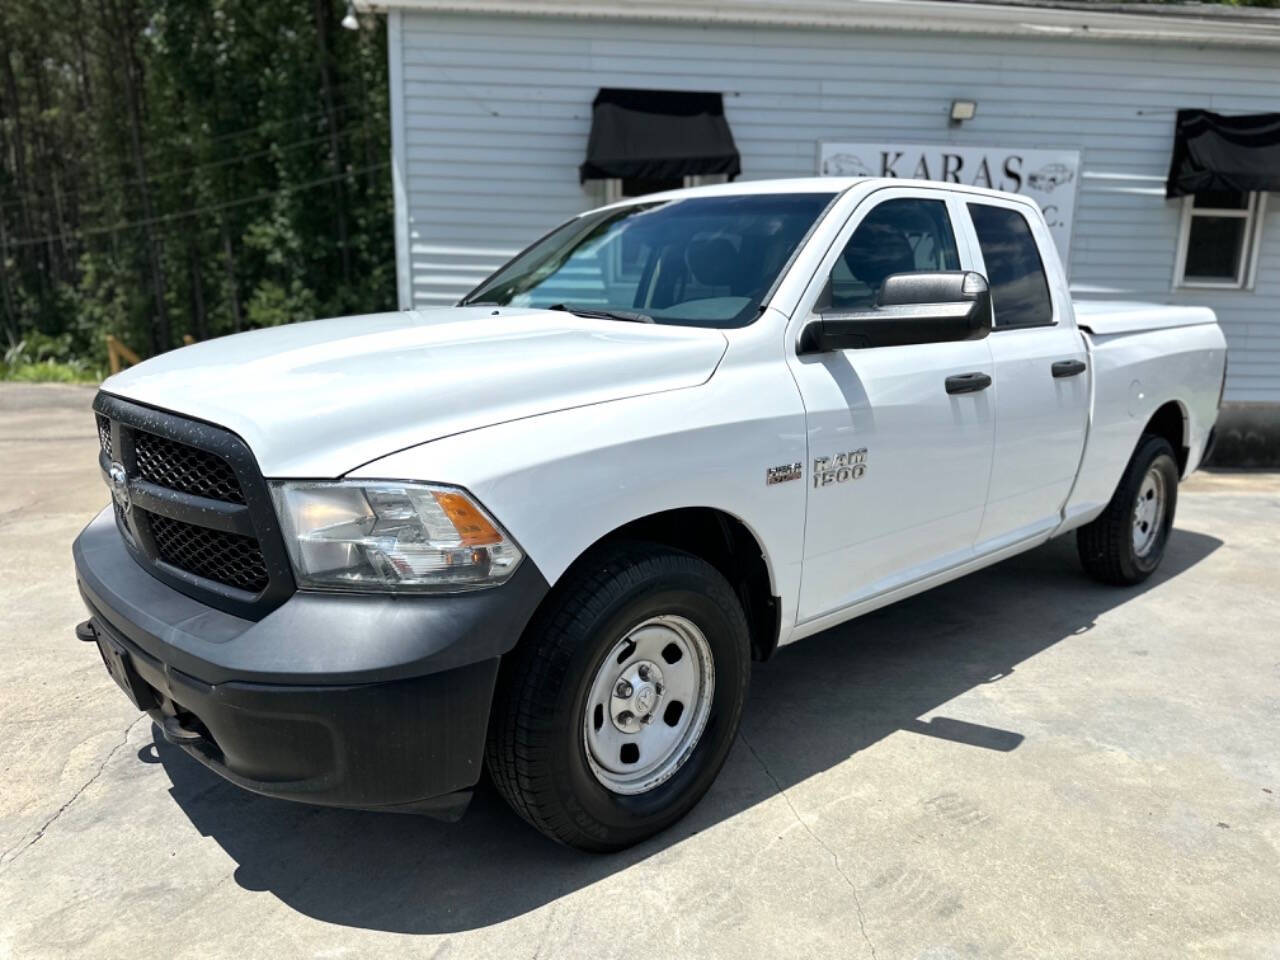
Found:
<box><xmin>1174</xmin><ymin>191</ymin><xmax>1267</xmax><ymax>289</ymax></box>
<box><xmin>598</xmin><ymin>174</ymin><xmax>728</xmax><ymax>204</ymax></box>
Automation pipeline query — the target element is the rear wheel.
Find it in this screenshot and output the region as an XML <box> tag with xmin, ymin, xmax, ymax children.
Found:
<box><xmin>485</xmin><ymin>542</ymin><xmax>751</xmax><ymax>852</ymax></box>
<box><xmin>1077</xmin><ymin>434</ymin><xmax>1179</xmax><ymax>585</ymax></box>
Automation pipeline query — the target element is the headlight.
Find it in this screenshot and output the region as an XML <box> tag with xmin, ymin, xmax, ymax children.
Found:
<box><xmin>271</xmin><ymin>481</ymin><xmax>523</xmax><ymax>592</ymax></box>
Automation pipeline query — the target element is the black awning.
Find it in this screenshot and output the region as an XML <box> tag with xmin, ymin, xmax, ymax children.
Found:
<box><xmin>1166</xmin><ymin>109</ymin><xmax>1280</xmax><ymax>198</ymax></box>
<box><xmin>579</xmin><ymin>88</ymin><xmax>741</xmax><ymax>183</ymax></box>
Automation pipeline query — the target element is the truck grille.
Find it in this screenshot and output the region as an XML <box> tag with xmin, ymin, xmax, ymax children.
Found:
<box><xmin>134</xmin><ymin>430</ymin><xmax>246</xmax><ymax>504</ymax></box>
<box><xmin>148</xmin><ymin>514</ymin><xmax>270</xmax><ymax>593</ymax></box>
<box><xmin>96</xmin><ymin>415</ymin><xmax>113</xmax><ymax>458</ymax></box>
<box><xmin>93</xmin><ymin>393</ymin><xmax>294</xmax><ymax>619</ymax></box>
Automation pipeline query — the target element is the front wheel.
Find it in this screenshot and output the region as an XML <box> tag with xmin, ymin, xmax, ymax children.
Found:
<box><xmin>1077</xmin><ymin>433</ymin><xmax>1180</xmax><ymax>585</ymax></box>
<box><xmin>485</xmin><ymin>542</ymin><xmax>751</xmax><ymax>852</ymax></box>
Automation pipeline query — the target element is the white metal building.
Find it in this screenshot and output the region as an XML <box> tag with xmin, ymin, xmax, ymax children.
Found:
<box><xmin>364</xmin><ymin>0</ymin><xmax>1280</xmax><ymax>464</ymax></box>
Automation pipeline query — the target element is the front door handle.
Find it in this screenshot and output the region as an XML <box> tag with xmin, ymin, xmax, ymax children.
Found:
<box><xmin>1052</xmin><ymin>359</ymin><xmax>1087</xmax><ymax>378</ymax></box>
<box><xmin>945</xmin><ymin>372</ymin><xmax>992</xmax><ymax>395</ymax></box>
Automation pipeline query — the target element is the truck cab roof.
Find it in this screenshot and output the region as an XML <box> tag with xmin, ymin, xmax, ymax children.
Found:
<box><xmin>598</xmin><ymin>176</ymin><xmax>1046</xmax><ymax>211</ymax></box>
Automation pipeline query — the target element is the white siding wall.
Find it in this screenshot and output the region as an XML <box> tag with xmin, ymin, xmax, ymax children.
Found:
<box><xmin>393</xmin><ymin>12</ymin><xmax>1280</xmax><ymax>404</ymax></box>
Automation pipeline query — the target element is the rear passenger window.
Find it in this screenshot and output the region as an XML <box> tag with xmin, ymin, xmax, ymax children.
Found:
<box><xmin>830</xmin><ymin>198</ymin><xmax>960</xmax><ymax>310</ymax></box>
<box><xmin>967</xmin><ymin>203</ymin><xmax>1054</xmax><ymax>328</ymax></box>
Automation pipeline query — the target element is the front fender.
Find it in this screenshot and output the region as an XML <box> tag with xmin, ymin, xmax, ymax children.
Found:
<box><xmin>348</xmin><ymin>362</ymin><xmax>808</xmax><ymax>637</ymax></box>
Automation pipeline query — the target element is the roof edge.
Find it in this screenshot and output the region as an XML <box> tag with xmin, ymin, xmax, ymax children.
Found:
<box><xmin>356</xmin><ymin>0</ymin><xmax>1280</xmax><ymax>49</ymax></box>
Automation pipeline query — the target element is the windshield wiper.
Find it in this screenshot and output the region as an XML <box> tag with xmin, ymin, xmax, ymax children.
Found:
<box><xmin>547</xmin><ymin>303</ymin><xmax>654</xmax><ymax>324</ymax></box>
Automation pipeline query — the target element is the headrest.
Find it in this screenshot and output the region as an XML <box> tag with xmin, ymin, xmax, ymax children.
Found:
<box><xmin>685</xmin><ymin>237</ymin><xmax>739</xmax><ymax>287</ymax></box>
<box><xmin>842</xmin><ymin>223</ymin><xmax>916</xmax><ymax>290</ymax></box>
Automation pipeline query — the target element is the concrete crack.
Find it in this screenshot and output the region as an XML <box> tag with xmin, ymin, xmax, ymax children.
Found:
<box><xmin>0</xmin><ymin>716</ymin><xmax>144</xmax><ymax>868</ymax></box>
<box><xmin>739</xmin><ymin>732</ymin><xmax>878</xmax><ymax>960</ymax></box>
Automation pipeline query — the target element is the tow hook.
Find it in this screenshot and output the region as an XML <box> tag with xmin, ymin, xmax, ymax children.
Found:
<box><xmin>75</xmin><ymin>620</ymin><xmax>99</xmax><ymax>643</ymax></box>
<box><xmin>161</xmin><ymin>714</ymin><xmax>206</xmax><ymax>746</ymax></box>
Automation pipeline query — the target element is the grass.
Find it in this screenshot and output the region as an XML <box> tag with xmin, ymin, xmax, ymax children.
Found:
<box><xmin>0</xmin><ymin>360</ymin><xmax>104</xmax><ymax>384</ymax></box>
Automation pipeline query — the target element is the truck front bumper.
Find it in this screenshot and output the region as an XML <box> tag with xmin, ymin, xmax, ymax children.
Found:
<box><xmin>73</xmin><ymin>508</ymin><xmax>548</xmax><ymax>818</ymax></box>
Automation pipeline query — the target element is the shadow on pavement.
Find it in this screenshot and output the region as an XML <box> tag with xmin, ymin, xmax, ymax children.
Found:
<box><xmin>150</xmin><ymin>528</ymin><xmax>1221</xmax><ymax>933</ymax></box>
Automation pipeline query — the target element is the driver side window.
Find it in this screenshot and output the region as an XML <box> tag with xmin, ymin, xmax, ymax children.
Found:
<box><xmin>829</xmin><ymin>198</ymin><xmax>960</xmax><ymax>310</ymax></box>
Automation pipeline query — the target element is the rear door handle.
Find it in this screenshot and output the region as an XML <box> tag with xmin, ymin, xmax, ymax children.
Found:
<box><xmin>1052</xmin><ymin>359</ymin><xmax>1087</xmax><ymax>378</ymax></box>
<box><xmin>945</xmin><ymin>372</ymin><xmax>992</xmax><ymax>395</ymax></box>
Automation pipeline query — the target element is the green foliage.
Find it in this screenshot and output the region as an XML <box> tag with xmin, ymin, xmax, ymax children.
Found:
<box><xmin>246</xmin><ymin>279</ymin><xmax>320</xmax><ymax>328</ymax></box>
<box><xmin>0</xmin><ymin>0</ymin><xmax>394</xmax><ymax>377</ymax></box>
<box><xmin>0</xmin><ymin>360</ymin><xmax>104</xmax><ymax>383</ymax></box>
<box><xmin>2</xmin><ymin>332</ymin><xmax>105</xmax><ymax>382</ymax></box>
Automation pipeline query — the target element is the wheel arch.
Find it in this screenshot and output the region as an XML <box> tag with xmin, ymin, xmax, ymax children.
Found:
<box><xmin>536</xmin><ymin>506</ymin><xmax>782</xmax><ymax>662</ymax></box>
<box><xmin>1143</xmin><ymin>399</ymin><xmax>1191</xmax><ymax>475</ymax></box>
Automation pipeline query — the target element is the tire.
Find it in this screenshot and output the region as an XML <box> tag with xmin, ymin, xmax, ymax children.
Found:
<box><xmin>485</xmin><ymin>542</ymin><xmax>751</xmax><ymax>852</ymax></box>
<box><xmin>1077</xmin><ymin>433</ymin><xmax>1180</xmax><ymax>586</ymax></box>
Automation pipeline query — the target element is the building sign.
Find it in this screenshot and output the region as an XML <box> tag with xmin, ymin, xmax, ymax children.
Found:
<box><xmin>818</xmin><ymin>142</ymin><xmax>1081</xmax><ymax>264</ymax></box>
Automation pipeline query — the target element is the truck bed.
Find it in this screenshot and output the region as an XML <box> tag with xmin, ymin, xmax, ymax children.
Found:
<box><xmin>1072</xmin><ymin>300</ymin><xmax>1217</xmax><ymax>336</ymax></box>
<box><xmin>1061</xmin><ymin>300</ymin><xmax>1226</xmax><ymax>533</ymax></box>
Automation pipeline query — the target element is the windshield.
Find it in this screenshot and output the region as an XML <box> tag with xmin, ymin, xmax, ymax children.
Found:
<box><xmin>461</xmin><ymin>193</ymin><xmax>836</xmax><ymax>328</ymax></box>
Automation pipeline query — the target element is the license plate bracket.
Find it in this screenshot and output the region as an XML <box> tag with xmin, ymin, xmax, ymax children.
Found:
<box><xmin>95</xmin><ymin>632</ymin><xmax>157</xmax><ymax>711</ymax></box>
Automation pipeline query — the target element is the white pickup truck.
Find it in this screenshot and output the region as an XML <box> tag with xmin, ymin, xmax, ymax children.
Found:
<box><xmin>74</xmin><ymin>178</ymin><xmax>1226</xmax><ymax>851</ymax></box>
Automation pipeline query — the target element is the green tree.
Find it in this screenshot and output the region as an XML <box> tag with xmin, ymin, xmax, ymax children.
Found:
<box><xmin>0</xmin><ymin>0</ymin><xmax>393</xmax><ymax>375</ymax></box>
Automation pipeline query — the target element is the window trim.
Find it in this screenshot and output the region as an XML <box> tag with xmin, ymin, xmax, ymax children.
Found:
<box><xmin>1173</xmin><ymin>191</ymin><xmax>1267</xmax><ymax>291</ymax></box>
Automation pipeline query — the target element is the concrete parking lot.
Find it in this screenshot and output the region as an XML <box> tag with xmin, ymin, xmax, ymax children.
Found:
<box><xmin>1</xmin><ymin>382</ymin><xmax>1278</xmax><ymax>959</ymax></box>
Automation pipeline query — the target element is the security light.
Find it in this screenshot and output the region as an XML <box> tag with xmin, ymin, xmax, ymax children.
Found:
<box><xmin>950</xmin><ymin>99</ymin><xmax>978</xmax><ymax>123</ymax></box>
<box><xmin>341</xmin><ymin>2</ymin><xmax>359</xmax><ymax>30</ymax></box>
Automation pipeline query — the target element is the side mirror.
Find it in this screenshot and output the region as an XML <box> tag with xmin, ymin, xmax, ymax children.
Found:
<box><xmin>798</xmin><ymin>271</ymin><xmax>992</xmax><ymax>353</ymax></box>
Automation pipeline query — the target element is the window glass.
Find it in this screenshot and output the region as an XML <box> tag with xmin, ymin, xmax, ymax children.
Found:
<box><xmin>1179</xmin><ymin>191</ymin><xmax>1258</xmax><ymax>287</ymax></box>
<box><xmin>967</xmin><ymin>203</ymin><xmax>1054</xmax><ymax>328</ymax></box>
<box><xmin>1192</xmin><ymin>191</ymin><xmax>1248</xmax><ymax>210</ymax></box>
<box><xmin>829</xmin><ymin>198</ymin><xmax>959</xmax><ymax>310</ymax></box>
<box><xmin>1184</xmin><ymin>216</ymin><xmax>1247</xmax><ymax>281</ymax></box>
<box><xmin>462</xmin><ymin>193</ymin><xmax>834</xmax><ymax>328</ymax></box>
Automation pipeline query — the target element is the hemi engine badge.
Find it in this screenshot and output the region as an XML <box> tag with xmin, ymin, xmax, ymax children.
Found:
<box><xmin>766</xmin><ymin>462</ymin><xmax>803</xmax><ymax>485</ymax></box>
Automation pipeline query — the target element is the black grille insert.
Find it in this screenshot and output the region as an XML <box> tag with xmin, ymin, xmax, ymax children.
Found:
<box><xmin>148</xmin><ymin>513</ymin><xmax>270</xmax><ymax>593</ymax></box>
<box><xmin>112</xmin><ymin>498</ymin><xmax>135</xmax><ymax>547</ymax></box>
<box><xmin>134</xmin><ymin>430</ymin><xmax>245</xmax><ymax>504</ymax></box>
<box><xmin>97</xmin><ymin>415</ymin><xmax>112</xmax><ymax>458</ymax></box>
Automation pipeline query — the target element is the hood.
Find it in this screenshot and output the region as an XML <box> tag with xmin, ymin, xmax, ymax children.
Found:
<box><xmin>102</xmin><ymin>307</ymin><xmax>728</xmax><ymax>476</ymax></box>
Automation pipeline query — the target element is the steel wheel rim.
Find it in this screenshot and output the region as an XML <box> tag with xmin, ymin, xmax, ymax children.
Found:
<box><xmin>582</xmin><ymin>614</ymin><xmax>715</xmax><ymax>796</ymax></box>
<box><xmin>1132</xmin><ymin>465</ymin><xmax>1167</xmax><ymax>558</ymax></box>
